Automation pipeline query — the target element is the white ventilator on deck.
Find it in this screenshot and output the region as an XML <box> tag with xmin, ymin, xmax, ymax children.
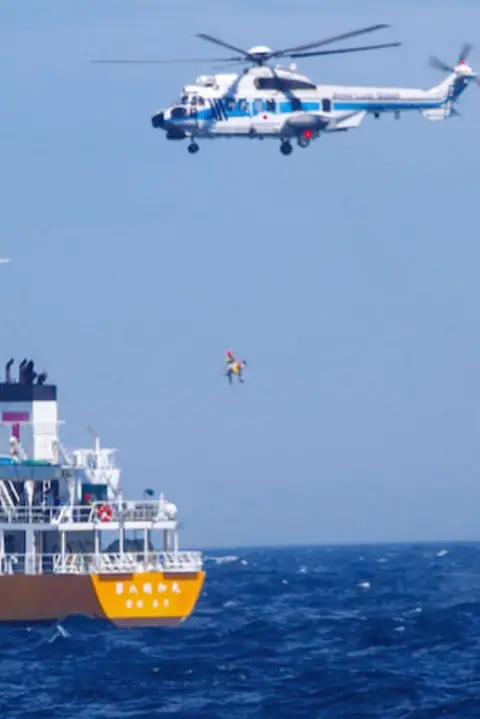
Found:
<box><xmin>0</xmin><ymin>359</ymin><xmax>202</xmax><ymax>576</ymax></box>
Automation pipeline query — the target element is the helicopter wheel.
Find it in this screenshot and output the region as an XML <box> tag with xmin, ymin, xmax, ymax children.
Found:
<box><xmin>280</xmin><ymin>141</ymin><xmax>292</xmax><ymax>156</ymax></box>
<box><xmin>297</xmin><ymin>136</ymin><xmax>311</xmax><ymax>149</ymax></box>
<box><xmin>188</xmin><ymin>142</ymin><xmax>199</xmax><ymax>154</ymax></box>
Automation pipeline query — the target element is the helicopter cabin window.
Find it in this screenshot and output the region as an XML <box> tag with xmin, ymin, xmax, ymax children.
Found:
<box><xmin>322</xmin><ymin>98</ymin><xmax>332</xmax><ymax>112</ymax></box>
<box><xmin>254</xmin><ymin>77</ymin><xmax>317</xmax><ymax>91</ymax></box>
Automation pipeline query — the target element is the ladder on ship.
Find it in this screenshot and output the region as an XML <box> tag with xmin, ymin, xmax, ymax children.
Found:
<box><xmin>0</xmin><ymin>439</ymin><xmax>27</xmax><ymax>512</ymax></box>
<box><xmin>0</xmin><ymin>480</ymin><xmax>20</xmax><ymax>511</ymax></box>
<box><xmin>0</xmin><ymin>437</ymin><xmax>25</xmax><ymax>512</ymax></box>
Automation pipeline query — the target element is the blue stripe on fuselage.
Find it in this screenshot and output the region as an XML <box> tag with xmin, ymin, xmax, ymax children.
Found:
<box><xmin>168</xmin><ymin>76</ymin><xmax>471</xmax><ymax>124</ymax></box>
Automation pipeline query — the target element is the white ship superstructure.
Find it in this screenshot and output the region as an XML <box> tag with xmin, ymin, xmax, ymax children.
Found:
<box><xmin>0</xmin><ymin>359</ymin><xmax>204</xmax><ymax>621</ymax></box>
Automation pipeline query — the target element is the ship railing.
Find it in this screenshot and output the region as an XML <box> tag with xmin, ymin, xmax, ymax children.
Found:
<box><xmin>0</xmin><ymin>500</ymin><xmax>177</xmax><ymax>525</ymax></box>
<box><xmin>90</xmin><ymin>501</ymin><xmax>178</xmax><ymax>523</ymax></box>
<box><xmin>0</xmin><ymin>551</ymin><xmax>203</xmax><ymax>575</ymax></box>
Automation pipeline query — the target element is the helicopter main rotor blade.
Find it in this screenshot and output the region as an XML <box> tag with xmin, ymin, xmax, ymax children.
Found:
<box><xmin>458</xmin><ymin>42</ymin><xmax>473</xmax><ymax>63</ymax></box>
<box><xmin>272</xmin><ymin>23</ymin><xmax>391</xmax><ymax>57</ymax></box>
<box><xmin>91</xmin><ymin>56</ymin><xmax>242</xmax><ymax>64</ymax></box>
<box><xmin>195</xmin><ymin>33</ymin><xmax>249</xmax><ymax>58</ymax></box>
<box><xmin>289</xmin><ymin>41</ymin><xmax>402</xmax><ymax>59</ymax></box>
<box><xmin>211</xmin><ymin>59</ymin><xmax>249</xmax><ymax>71</ymax></box>
<box><xmin>429</xmin><ymin>56</ymin><xmax>455</xmax><ymax>73</ymax></box>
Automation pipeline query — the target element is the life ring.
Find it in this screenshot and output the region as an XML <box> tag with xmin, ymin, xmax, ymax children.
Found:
<box><xmin>97</xmin><ymin>504</ymin><xmax>113</xmax><ymax>522</ymax></box>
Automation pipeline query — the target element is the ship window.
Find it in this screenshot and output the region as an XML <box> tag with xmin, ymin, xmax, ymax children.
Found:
<box><xmin>322</xmin><ymin>98</ymin><xmax>331</xmax><ymax>112</ymax></box>
<box><xmin>266</xmin><ymin>99</ymin><xmax>276</xmax><ymax>112</ymax></box>
<box><xmin>253</xmin><ymin>99</ymin><xmax>263</xmax><ymax>113</ymax></box>
<box><xmin>197</xmin><ymin>96</ymin><xmax>205</xmax><ymax>106</ymax></box>
<box><xmin>238</xmin><ymin>98</ymin><xmax>249</xmax><ymax>113</ymax></box>
<box><xmin>225</xmin><ymin>96</ymin><xmax>235</xmax><ymax>111</ymax></box>
<box><xmin>290</xmin><ymin>98</ymin><xmax>302</xmax><ymax>111</ymax></box>
<box><xmin>180</xmin><ymin>95</ymin><xmax>188</xmax><ymax>104</ymax></box>
<box><xmin>254</xmin><ymin>77</ymin><xmax>317</xmax><ymax>91</ymax></box>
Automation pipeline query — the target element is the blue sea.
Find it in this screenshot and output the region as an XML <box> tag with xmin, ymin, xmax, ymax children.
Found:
<box><xmin>2</xmin><ymin>543</ymin><xmax>480</xmax><ymax>718</ymax></box>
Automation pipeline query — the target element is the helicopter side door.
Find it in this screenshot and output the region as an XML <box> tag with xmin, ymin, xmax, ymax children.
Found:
<box><xmin>226</xmin><ymin>97</ymin><xmax>252</xmax><ymax>134</ymax></box>
<box><xmin>251</xmin><ymin>97</ymin><xmax>283</xmax><ymax>136</ymax></box>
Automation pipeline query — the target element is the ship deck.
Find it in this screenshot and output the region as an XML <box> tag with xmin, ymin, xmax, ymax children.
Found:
<box><xmin>0</xmin><ymin>550</ymin><xmax>202</xmax><ymax>575</ymax></box>
<box><xmin>0</xmin><ymin>500</ymin><xmax>178</xmax><ymax>529</ymax></box>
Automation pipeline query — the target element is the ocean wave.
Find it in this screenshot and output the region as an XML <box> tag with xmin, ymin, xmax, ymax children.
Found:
<box><xmin>2</xmin><ymin>543</ymin><xmax>480</xmax><ymax>717</ymax></box>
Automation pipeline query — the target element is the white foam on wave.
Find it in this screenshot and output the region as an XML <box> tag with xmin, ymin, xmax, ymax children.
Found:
<box><xmin>205</xmin><ymin>555</ymin><xmax>240</xmax><ymax>565</ymax></box>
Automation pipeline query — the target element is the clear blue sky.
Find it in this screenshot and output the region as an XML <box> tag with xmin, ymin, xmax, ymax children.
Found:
<box><xmin>1</xmin><ymin>0</ymin><xmax>480</xmax><ymax>548</ymax></box>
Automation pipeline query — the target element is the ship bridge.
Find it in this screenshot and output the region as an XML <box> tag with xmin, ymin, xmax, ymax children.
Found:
<box><xmin>0</xmin><ymin>359</ymin><xmax>202</xmax><ymax>579</ymax></box>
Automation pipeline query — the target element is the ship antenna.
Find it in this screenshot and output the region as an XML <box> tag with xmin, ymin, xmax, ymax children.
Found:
<box><xmin>85</xmin><ymin>424</ymin><xmax>100</xmax><ymax>454</ymax></box>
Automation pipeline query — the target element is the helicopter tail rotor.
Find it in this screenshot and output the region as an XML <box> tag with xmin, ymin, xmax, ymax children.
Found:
<box><xmin>429</xmin><ymin>43</ymin><xmax>480</xmax><ymax>86</ymax></box>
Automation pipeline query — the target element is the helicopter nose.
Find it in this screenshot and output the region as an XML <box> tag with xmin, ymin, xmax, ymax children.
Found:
<box><xmin>151</xmin><ymin>111</ymin><xmax>165</xmax><ymax>129</ymax></box>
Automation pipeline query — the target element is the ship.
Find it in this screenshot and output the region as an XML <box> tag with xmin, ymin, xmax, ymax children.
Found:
<box><xmin>0</xmin><ymin>358</ymin><xmax>205</xmax><ymax>626</ymax></box>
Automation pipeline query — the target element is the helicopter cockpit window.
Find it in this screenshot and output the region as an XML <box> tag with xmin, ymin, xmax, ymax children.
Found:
<box><xmin>171</xmin><ymin>106</ymin><xmax>188</xmax><ymax>119</ymax></box>
<box><xmin>186</xmin><ymin>94</ymin><xmax>205</xmax><ymax>107</ymax></box>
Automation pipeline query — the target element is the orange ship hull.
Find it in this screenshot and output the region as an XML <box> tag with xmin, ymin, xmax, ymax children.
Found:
<box><xmin>0</xmin><ymin>571</ymin><xmax>205</xmax><ymax>627</ymax></box>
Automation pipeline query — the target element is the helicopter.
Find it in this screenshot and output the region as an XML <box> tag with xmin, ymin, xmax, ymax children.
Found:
<box><xmin>93</xmin><ymin>25</ymin><xmax>479</xmax><ymax>156</ymax></box>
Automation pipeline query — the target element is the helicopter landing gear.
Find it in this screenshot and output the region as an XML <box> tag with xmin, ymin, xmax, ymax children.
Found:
<box><xmin>280</xmin><ymin>141</ymin><xmax>292</xmax><ymax>156</ymax></box>
<box><xmin>188</xmin><ymin>142</ymin><xmax>199</xmax><ymax>154</ymax></box>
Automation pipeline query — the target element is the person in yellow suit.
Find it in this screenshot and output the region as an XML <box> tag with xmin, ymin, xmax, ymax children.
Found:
<box><xmin>225</xmin><ymin>349</ymin><xmax>247</xmax><ymax>385</ymax></box>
